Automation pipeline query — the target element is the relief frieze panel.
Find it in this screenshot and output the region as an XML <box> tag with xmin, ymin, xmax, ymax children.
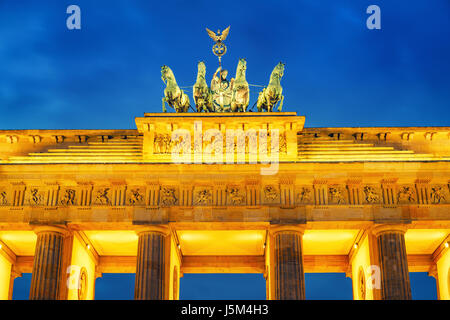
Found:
<box><xmin>429</xmin><ymin>185</ymin><xmax>449</xmax><ymax>204</ymax></box>
<box><xmin>193</xmin><ymin>187</ymin><xmax>213</xmax><ymax>206</ymax></box>
<box><xmin>25</xmin><ymin>186</ymin><xmax>59</xmax><ymax>207</ymax></box>
<box><xmin>396</xmin><ymin>185</ymin><xmax>417</xmax><ymax>205</ymax></box>
<box><xmin>262</xmin><ymin>185</ymin><xmax>280</xmax><ymax>205</ymax></box>
<box><xmin>153</xmin><ymin>134</ymin><xmax>172</xmax><ymax>154</ymax></box>
<box><xmin>127</xmin><ymin>187</ymin><xmax>146</xmax><ymax>206</ymax></box>
<box><xmin>160</xmin><ymin>186</ymin><xmax>178</xmax><ymax>207</ymax></box>
<box><xmin>362</xmin><ymin>185</ymin><xmax>381</xmax><ymax>205</ymax></box>
<box><xmin>295</xmin><ymin>186</ymin><xmax>313</xmax><ymax>205</ymax></box>
<box><xmin>0</xmin><ymin>188</ymin><xmax>9</xmax><ymax>206</ymax></box>
<box><xmin>93</xmin><ymin>187</ymin><xmax>111</xmax><ymax>206</ymax></box>
<box><xmin>60</xmin><ymin>188</ymin><xmax>77</xmax><ymax>206</ymax></box>
<box><xmin>226</xmin><ymin>186</ymin><xmax>246</xmax><ymax>206</ymax></box>
<box><xmin>328</xmin><ymin>185</ymin><xmax>347</xmax><ymax>205</ymax></box>
<box><xmin>0</xmin><ymin>181</ymin><xmax>449</xmax><ymax>209</ymax></box>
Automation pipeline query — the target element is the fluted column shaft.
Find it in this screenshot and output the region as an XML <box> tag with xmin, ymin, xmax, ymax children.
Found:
<box><xmin>134</xmin><ymin>227</ymin><xmax>169</xmax><ymax>300</ymax></box>
<box><xmin>271</xmin><ymin>226</ymin><xmax>305</xmax><ymax>300</ymax></box>
<box><xmin>374</xmin><ymin>225</ymin><xmax>411</xmax><ymax>300</ymax></box>
<box><xmin>30</xmin><ymin>226</ymin><xmax>68</xmax><ymax>300</ymax></box>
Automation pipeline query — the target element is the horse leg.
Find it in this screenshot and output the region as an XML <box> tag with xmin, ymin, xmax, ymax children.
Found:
<box><xmin>162</xmin><ymin>97</ymin><xmax>167</xmax><ymax>113</ymax></box>
<box><xmin>278</xmin><ymin>95</ymin><xmax>284</xmax><ymax>112</ymax></box>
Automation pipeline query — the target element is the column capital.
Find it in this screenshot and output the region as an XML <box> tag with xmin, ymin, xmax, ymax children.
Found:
<box><xmin>134</xmin><ymin>225</ymin><xmax>170</xmax><ymax>237</ymax></box>
<box><xmin>31</xmin><ymin>225</ymin><xmax>71</xmax><ymax>237</ymax></box>
<box><xmin>269</xmin><ymin>224</ymin><xmax>306</xmax><ymax>236</ymax></box>
<box><xmin>95</xmin><ymin>271</ymin><xmax>103</xmax><ymax>280</ymax></box>
<box><xmin>10</xmin><ymin>266</ymin><xmax>22</xmax><ymax>280</ymax></box>
<box><xmin>371</xmin><ymin>223</ymin><xmax>408</xmax><ymax>237</ymax></box>
<box><xmin>428</xmin><ymin>263</ymin><xmax>438</xmax><ymax>279</ymax></box>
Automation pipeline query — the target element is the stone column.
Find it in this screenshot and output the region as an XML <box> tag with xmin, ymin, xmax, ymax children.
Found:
<box><xmin>30</xmin><ymin>226</ymin><xmax>70</xmax><ymax>300</ymax></box>
<box><xmin>270</xmin><ymin>225</ymin><xmax>306</xmax><ymax>300</ymax></box>
<box><xmin>134</xmin><ymin>226</ymin><xmax>169</xmax><ymax>300</ymax></box>
<box><xmin>372</xmin><ymin>224</ymin><xmax>411</xmax><ymax>300</ymax></box>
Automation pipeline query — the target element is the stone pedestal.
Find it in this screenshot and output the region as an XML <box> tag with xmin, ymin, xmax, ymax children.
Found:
<box><xmin>271</xmin><ymin>225</ymin><xmax>306</xmax><ymax>300</ymax></box>
<box><xmin>373</xmin><ymin>224</ymin><xmax>412</xmax><ymax>300</ymax></box>
<box><xmin>29</xmin><ymin>226</ymin><xmax>69</xmax><ymax>300</ymax></box>
<box><xmin>134</xmin><ymin>226</ymin><xmax>169</xmax><ymax>300</ymax></box>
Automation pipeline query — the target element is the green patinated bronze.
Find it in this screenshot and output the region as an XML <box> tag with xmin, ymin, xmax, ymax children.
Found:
<box><xmin>161</xmin><ymin>65</ymin><xmax>190</xmax><ymax>113</ymax></box>
<box><xmin>230</xmin><ymin>58</ymin><xmax>249</xmax><ymax>112</ymax></box>
<box><xmin>193</xmin><ymin>61</ymin><xmax>214</xmax><ymax>112</ymax></box>
<box><xmin>257</xmin><ymin>62</ymin><xmax>285</xmax><ymax>112</ymax></box>
<box><xmin>160</xmin><ymin>27</ymin><xmax>286</xmax><ymax>113</ymax></box>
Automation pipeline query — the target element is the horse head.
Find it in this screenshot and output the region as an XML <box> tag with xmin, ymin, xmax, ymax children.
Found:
<box><xmin>277</xmin><ymin>62</ymin><xmax>285</xmax><ymax>78</ymax></box>
<box><xmin>197</xmin><ymin>61</ymin><xmax>206</xmax><ymax>74</ymax></box>
<box><xmin>236</xmin><ymin>58</ymin><xmax>247</xmax><ymax>79</ymax></box>
<box><xmin>161</xmin><ymin>65</ymin><xmax>175</xmax><ymax>84</ymax></box>
<box><xmin>269</xmin><ymin>62</ymin><xmax>285</xmax><ymax>83</ymax></box>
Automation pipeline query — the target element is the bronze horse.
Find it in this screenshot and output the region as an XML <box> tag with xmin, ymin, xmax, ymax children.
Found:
<box><xmin>161</xmin><ymin>65</ymin><xmax>190</xmax><ymax>113</ymax></box>
<box><xmin>193</xmin><ymin>61</ymin><xmax>214</xmax><ymax>112</ymax></box>
<box><xmin>257</xmin><ymin>62</ymin><xmax>285</xmax><ymax>112</ymax></box>
<box><xmin>230</xmin><ymin>58</ymin><xmax>249</xmax><ymax>112</ymax></box>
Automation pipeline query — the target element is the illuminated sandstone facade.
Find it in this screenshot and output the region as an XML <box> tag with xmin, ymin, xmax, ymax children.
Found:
<box><xmin>0</xmin><ymin>112</ymin><xmax>449</xmax><ymax>300</ymax></box>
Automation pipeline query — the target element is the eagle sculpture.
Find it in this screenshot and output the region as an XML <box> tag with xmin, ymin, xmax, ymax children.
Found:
<box><xmin>206</xmin><ymin>26</ymin><xmax>230</xmax><ymax>43</ymax></box>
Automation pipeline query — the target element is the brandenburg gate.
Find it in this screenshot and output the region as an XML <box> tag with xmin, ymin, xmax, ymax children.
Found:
<box><xmin>0</xmin><ymin>112</ymin><xmax>449</xmax><ymax>300</ymax></box>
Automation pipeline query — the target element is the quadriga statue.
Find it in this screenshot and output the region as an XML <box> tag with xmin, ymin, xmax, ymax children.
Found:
<box><xmin>257</xmin><ymin>62</ymin><xmax>285</xmax><ymax>112</ymax></box>
<box><xmin>161</xmin><ymin>65</ymin><xmax>190</xmax><ymax>113</ymax></box>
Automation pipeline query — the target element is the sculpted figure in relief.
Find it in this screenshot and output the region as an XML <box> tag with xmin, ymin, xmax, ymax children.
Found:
<box><xmin>397</xmin><ymin>186</ymin><xmax>415</xmax><ymax>204</ymax></box>
<box><xmin>329</xmin><ymin>187</ymin><xmax>346</xmax><ymax>204</ymax></box>
<box><xmin>363</xmin><ymin>186</ymin><xmax>379</xmax><ymax>204</ymax></box>
<box><xmin>95</xmin><ymin>188</ymin><xmax>110</xmax><ymax>205</ymax></box>
<box><xmin>430</xmin><ymin>186</ymin><xmax>445</xmax><ymax>204</ymax></box>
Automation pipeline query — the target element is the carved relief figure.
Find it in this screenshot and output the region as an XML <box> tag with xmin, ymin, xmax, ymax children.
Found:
<box><xmin>262</xmin><ymin>131</ymin><xmax>286</xmax><ymax>153</ymax></box>
<box><xmin>363</xmin><ymin>186</ymin><xmax>380</xmax><ymax>204</ymax></box>
<box><xmin>195</xmin><ymin>189</ymin><xmax>212</xmax><ymax>205</ymax></box>
<box><xmin>264</xmin><ymin>185</ymin><xmax>279</xmax><ymax>202</ymax></box>
<box><xmin>246</xmin><ymin>134</ymin><xmax>258</xmax><ymax>155</ymax></box>
<box><xmin>279</xmin><ymin>133</ymin><xmax>287</xmax><ymax>153</ymax></box>
<box><xmin>259</xmin><ymin>131</ymin><xmax>268</xmax><ymax>154</ymax></box>
<box><xmin>61</xmin><ymin>189</ymin><xmax>76</xmax><ymax>206</ymax></box>
<box><xmin>154</xmin><ymin>134</ymin><xmax>172</xmax><ymax>154</ymax></box>
<box><xmin>430</xmin><ymin>186</ymin><xmax>445</xmax><ymax>204</ymax></box>
<box><xmin>94</xmin><ymin>188</ymin><xmax>110</xmax><ymax>205</ymax></box>
<box><xmin>358</xmin><ymin>267</ymin><xmax>366</xmax><ymax>300</ymax></box>
<box><xmin>0</xmin><ymin>191</ymin><xmax>7</xmax><ymax>205</ymax></box>
<box><xmin>29</xmin><ymin>188</ymin><xmax>42</xmax><ymax>205</ymax></box>
<box><xmin>154</xmin><ymin>134</ymin><xmax>162</xmax><ymax>154</ymax></box>
<box><xmin>160</xmin><ymin>187</ymin><xmax>177</xmax><ymax>206</ymax></box>
<box><xmin>227</xmin><ymin>187</ymin><xmax>244</xmax><ymax>205</ymax></box>
<box><xmin>397</xmin><ymin>186</ymin><xmax>415</xmax><ymax>204</ymax></box>
<box><xmin>297</xmin><ymin>187</ymin><xmax>311</xmax><ymax>204</ymax></box>
<box><xmin>129</xmin><ymin>189</ymin><xmax>145</xmax><ymax>205</ymax></box>
<box><xmin>78</xmin><ymin>267</ymin><xmax>88</xmax><ymax>300</ymax></box>
<box><xmin>329</xmin><ymin>187</ymin><xmax>346</xmax><ymax>204</ymax></box>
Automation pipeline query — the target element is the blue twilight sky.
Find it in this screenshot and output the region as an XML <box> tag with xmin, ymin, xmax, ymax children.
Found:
<box><xmin>1</xmin><ymin>0</ymin><xmax>448</xmax><ymax>299</ymax></box>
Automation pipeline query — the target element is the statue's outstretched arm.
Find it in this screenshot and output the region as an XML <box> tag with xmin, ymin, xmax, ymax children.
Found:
<box><xmin>213</xmin><ymin>67</ymin><xmax>221</xmax><ymax>78</ymax></box>
<box><xmin>211</xmin><ymin>67</ymin><xmax>221</xmax><ymax>89</ymax></box>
